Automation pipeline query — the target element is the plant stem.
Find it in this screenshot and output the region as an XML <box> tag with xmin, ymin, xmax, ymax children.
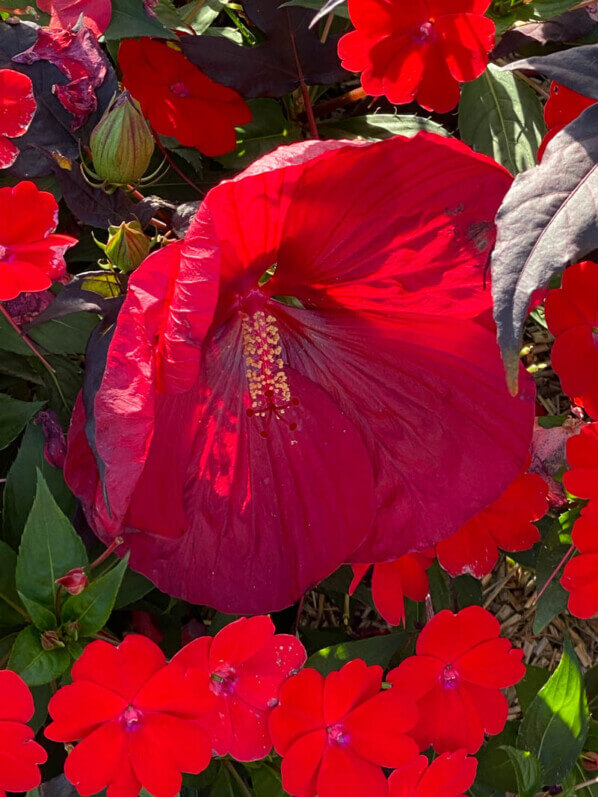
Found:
<box><xmin>288</xmin><ymin>12</ymin><xmax>319</xmax><ymax>139</ymax></box>
<box><xmin>571</xmin><ymin>0</ymin><xmax>598</xmax><ymax>10</ymax></box>
<box><xmin>0</xmin><ymin>303</ymin><xmax>55</xmax><ymax>373</ymax></box>
<box><xmin>575</xmin><ymin>775</ymin><xmax>598</xmax><ymax>791</ymax></box>
<box><xmin>151</xmin><ymin>132</ymin><xmax>204</xmax><ymax>195</ymax></box>
<box><xmin>534</xmin><ymin>543</ymin><xmax>576</xmax><ymax>605</ymax></box>
<box><xmin>90</xmin><ymin>537</ymin><xmax>124</xmax><ymax>570</ymax></box>
<box><xmin>223</xmin><ymin>760</ymin><xmax>252</xmax><ymax>797</ymax></box>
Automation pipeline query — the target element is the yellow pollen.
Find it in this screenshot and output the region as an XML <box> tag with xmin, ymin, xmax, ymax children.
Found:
<box><xmin>241</xmin><ymin>311</ymin><xmax>291</xmax><ymax>411</ymax></box>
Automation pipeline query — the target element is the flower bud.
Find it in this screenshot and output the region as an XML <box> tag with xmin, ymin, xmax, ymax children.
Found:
<box><xmin>89</xmin><ymin>90</ymin><xmax>154</xmax><ymax>186</ymax></box>
<box><xmin>105</xmin><ymin>220</ymin><xmax>151</xmax><ymax>273</ymax></box>
<box><xmin>56</xmin><ymin>567</ymin><xmax>88</xmax><ymax>596</ymax></box>
<box><xmin>41</xmin><ymin>630</ymin><xmax>65</xmax><ymax>651</ymax></box>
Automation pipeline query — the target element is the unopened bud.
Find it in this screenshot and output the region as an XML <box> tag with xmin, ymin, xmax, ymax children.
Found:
<box><xmin>89</xmin><ymin>90</ymin><xmax>154</xmax><ymax>186</ymax></box>
<box><xmin>63</xmin><ymin>621</ymin><xmax>80</xmax><ymax>643</ymax></box>
<box><xmin>105</xmin><ymin>221</ymin><xmax>151</xmax><ymax>272</ymax></box>
<box><xmin>41</xmin><ymin>630</ymin><xmax>65</xmax><ymax>651</ymax></box>
<box><xmin>56</xmin><ymin>567</ymin><xmax>88</xmax><ymax>596</ymax></box>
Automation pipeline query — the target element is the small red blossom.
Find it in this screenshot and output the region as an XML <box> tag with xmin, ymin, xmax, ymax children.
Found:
<box><xmin>119</xmin><ymin>38</ymin><xmax>252</xmax><ymax>157</ymax></box>
<box><xmin>436</xmin><ymin>469</ymin><xmax>548</xmax><ymax>578</ymax></box>
<box><xmin>388</xmin><ymin>606</ymin><xmax>526</xmax><ymax>753</ymax></box>
<box><xmin>0</xmin><ymin>69</ymin><xmax>36</xmax><ymax>169</ymax></box>
<box><xmin>269</xmin><ymin>658</ymin><xmax>419</xmax><ymax>797</ymax></box>
<box><xmin>350</xmin><ymin>553</ymin><xmax>434</xmax><ymax>626</ymax></box>
<box><xmin>537</xmin><ymin>82</ymin><xmax>596</xmax><ymax>161</ymax></box>
<box><xmin>561</xmin><ymin>505</ymin><xmax>598</xmax><ymax>619</ymax></box>
<box><xmin>172</xmin><ymin>615</ymin><xmax>306</xmax><ymax>761</ymax></box>
<box><xmin>388</xmin><ymin>750</ymin><xmax>477</xmax><ymax>797</ymax></box>
<box><xmin>563</xmin><ymin>422</ymin><xmax>598</xmax><ymax>501</ymax></box>
<box><xmin>56</xmin><ymin>567</ymin><xmax>88</xmax><ymax>595</ymax></box>
<box><xmin>0</xmin><ymin>181</ymin><xmax>77</xmax><ymax>302</ymax></box>
<box><xmin>338</xmin><ymin>0</ymin><xmax>495</xmax><ymax>113</ymax></box>
<box><xmin>0</xmin><ymin>670</ymin><xmax>47</xmax><ymax>796</ymax></box>
<box><xmin>45</xmin><ymin>635</ymin><xmax>216</xmax><ymax>797</ymax></box>
<box><xmin>545</xmin><ymin>261</ymin><xmax>598</xmax><ymax>419</ymax></box>
<box><xmin>37</xmin><ymin>0</ymin><xmax>112</xmax><ymax>37</ymax></box>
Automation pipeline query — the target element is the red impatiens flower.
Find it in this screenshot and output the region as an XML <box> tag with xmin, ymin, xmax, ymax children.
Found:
<box><xmin>0</xmin><ymin>69</ymin><xmax>36</xmax><ymax>169</ymax></box>
<box><xmin>45</xmin><ymin>635</ymin><xmax>216</xmax><ymax>797</ymax></box>
<box><xmin>64</xmin><ymin>134</ymin><xmax>535</xmax><ymax>613</ymax></box>
<box><xmin>545</xmin><ymin>261</ymin><xmax>598</xmax><ymax>419</ymax></box>
<box><xmin>561</xmin><ymin>505</ymin><xmax>598</xmax><ymax>620</ymax></box>
<box><xmin>0</xmin><ymin>182</ymin><xmax>77</xmax><ymax>302</ymax></box>
<box><xmin>436</xmin><ymin>469</ymin><xmax>548</xmax><ymax>578</ymax></box>
<box><xmin>269</xmin><ymin>659</ymin><xmax>419</xmax><ymax>797</ymax></box>
<box><xmin>388</xmin><ymin>606</ymin><xmax>526</xmax><ymax>753</ymax></box>
<box><xmin>563</xmin><ymin>422</ymin><xmax>598</xmax><ymax>501</ymax></box>
<box><xmin>37</xmin><ymin>0</ymin><xmax>112</xmax><ymax>37</ymax></box>
<box><xmin>119</xmin><ymin>38</ymin><xmax>251</xmax><ymax>157</ymax></box>
<box><xmin>0</xmin><ymin>670</ymin><xmax>47</xmax><ymax>796</ymax></box>
<box><xmin>350</xmin><ymin>553</ymin><xmax>434</xmax><ymax>626</ymax></box>
<box><xmin>537</xmin><ymin>82</ymin><xmax>596</xmax><ymax>161</ymax></box>
<box><xmin>171</xmin><ymin>615</ymin><xmax>306</xmax><ymax>761</ymax></box>
<box><xmin>388</xmin><ymin>750</ymin><xmax>477</xmax><ymax>797</ymax></box>
<box><xmin>338</xmin><ymin>0</ymin><xmax>495</xmax><ymax>113</ymax></box>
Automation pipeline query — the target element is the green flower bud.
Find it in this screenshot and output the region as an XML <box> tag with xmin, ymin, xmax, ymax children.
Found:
<box><xmin>89</xmin><ymin>90</ymin><xmax>155</xmax><ymax>186</ymax></box>
<box><xmin>105</xmin><ymin>220</ymin><xmax>151</xmax><ymax>272</ymax></box>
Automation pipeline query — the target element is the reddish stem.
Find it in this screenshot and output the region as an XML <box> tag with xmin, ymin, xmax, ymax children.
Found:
<box><xmin>287</xmin><ymin>12</ymin><xmax>319</xmax><ymax>140</ymax></box>
<box><xmin>0</xmin><ymin>303</ymin><xmax>55</xmax><ymax>373</ymax></box>
<box><xmin>151</xmin><ymin>132</ymin><xmax>203</xmax><ymax>195</ymax></box>
<box><xmin>534</xmin><ymin>543</ymin><xmax>576</xmax><ymax>605</ymax></box>
<box><xmin>90</xmin><ymin>537</ymin><xmax>124</xmax><ymax>570</ymax></box>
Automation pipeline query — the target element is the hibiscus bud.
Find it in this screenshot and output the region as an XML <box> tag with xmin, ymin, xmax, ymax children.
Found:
<box><xmin>41</xmin><ymin>630</ymin><xmax>65</xmax><ymax>651</ymax></box>
<box><xmin>89</xmin><ymin>90</ymin><xmax>154</xmax><ymax>186</ymax></box>
<box><xmin>56</xmin><ymin>567</ymin><xmax>88</xmax><ymax>596</ymax></box>
<box><xmin>105</xmin><ymin>221</ymin><xmax>151</xmax><ymax>273</ymax></box>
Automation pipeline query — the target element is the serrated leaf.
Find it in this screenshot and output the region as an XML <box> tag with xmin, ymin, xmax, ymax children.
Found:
<box><xmin>459</xmin><ymin>65</ymin><xmax>545</xmax><ymax>174</ymax></box>
<box><xmin>16</xmin><ymin>472</ymin><xmax>88</xmax><ymax>615</ymax></box>
<box><xmin>0</xmin><ymin>541</ymin><xmax>25</xmax><ymax>628</ymax></box>
<box><xmin>8</xmin><ymin>624</ymin><xmax>70</xmax><ymax>686</ymax></box>
<box><xmin>0</xmin><ymin>395</ymin><xmax>45</xmax><ymax>450</ymax></box>
<box><xmin>321</xmin><ymin>113</ymin><xmax>448</xmax><ymax>141</ymax></box>
<box><xmin>500</xmin><ymin>746</ymin><xmax>542</xmax><ymax>797</ymax></box>
<box><xmin>505</xmin><ymin>43</ymin><xmax>598</xmax><ymax>102</ymax></box>
<box><xmin>491</xmin><ymin>103</ymin><xmax>598</xmax><ymax>389</ymax></box>
<box><xmin>62</xmin><ymin>555</ymin><xmax>128</xmax><ymax>637</ymax></box>
<box><xmin>518</xmin><ymin>638</ymin><xmax>589</xmax><ymax>784</ymax></box>
<box><xmin>306</xmin><ymin>632</ymin><xmax>408</xmax><ymax>676</ymax></box>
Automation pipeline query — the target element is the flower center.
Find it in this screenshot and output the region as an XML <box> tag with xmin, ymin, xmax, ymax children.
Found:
<box><xmin>241</xmin><ymin>309</ymin><xmax>299</xmax><ymax>438</ymax></box>
<box><xmin>170</xmin><ymin>81</ymin><xmax>190</xmax><ymax>97</ymax></box>
<box><xmin>441</xmin><ymin>663</ymin><xmax>460</xmax><ymax>690</ymax></box>
<box><xmin>327</xmin><ymin>724</ymin><xmax>350</xmax><ymax>745</ymax></box>
<box><xmin>414</xmin><ymin>20</ymin><xmax>436</xmax><ymax>43</ymax></box>
<box><xmin>210</xmin><ymin>664</ymin><xmax>238</xmax><ymax>696</ymax></box>
<box><xmin>120</xmin><ymin>705</ymin><xmax>144</xmax><ymax>731</ymax></box>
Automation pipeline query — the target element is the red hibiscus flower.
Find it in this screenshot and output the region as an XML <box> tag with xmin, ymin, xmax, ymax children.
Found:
<box><xmin>119</xmin><ymin>38</ymin><xmax>252</xmax><ymax>157</ymax></box>
<box><xmin>0</xmin><ymin>69</ymin><xmax>36</xmax><ymax>169</ymax></box>
<box><xmin>0</xmin><ymin>182</ymin><xmax>77</xmax><ymax>302</ymax></box>
<box><xmin>388</xmin><ymin>606</ymin><xmax>526</xmax><ymax>753</ymax></box>
<box><xmin>37</xmin><ymin>0</ymin><xmax>112</xmax><ymax>37</ymax></box>
<box><xmin>436</xmin><ymin>469</ymin><xmax>548</xmax><ymax>578</ymax></box>
<box><xmin>388</xmin><ymin>750</ymin><xmax>477</xmax><ymax>797</ymax></box>
<box><xmin>563</xmin><ymin>422</ymin><xmax>598</xmax><ymax>501</ymax></box>
<box><xmin>45</xmin><ymin>635</ymin><xmax>216</xmax><ymax>797</ymax></box>
<box><xmin>350</xmin><ymin>553</ymin><xmax>434</xmax><ymax>626</ymax></box>
<box><xmin>338</xmin><ymin>0</ymin><xmax>495</xmax><ymax>113</ymax></box>
<box><xmin>269</xmin><ymin>659</ymin><xmax>419</xmax><ymax>797</ymax></box>
<box><xmin>545</xmin><ymin>261</ymin><xmax>598</xmax><ymax>419</ymax></box>
<box><xmin>64</xmin><ymin>135</ymin><xmax>535</xmax><ymax>614</ymax></box>
<box><xmin>171</xmin><ymin>615</ymin><xmax>306</xmax><ymax>761</ymax></box>
<box><xmin>0</xmin><ymin>670</ymin><xmax>47</xmax><ymax>796</ymax></box>
<box><xmin>562</xmin><ymin>506</ymin><xmax>598</xmax><ymax>619</ymax></box>
<box><xmin>537</xmin><ymin>82</ymin><xmax>596</xmax><ymax>161</ymax></box>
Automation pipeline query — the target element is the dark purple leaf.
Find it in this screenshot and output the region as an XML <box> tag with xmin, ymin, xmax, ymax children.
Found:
<box><xmin>504</xmin><ymin>42</ymin><xmax>598</xmax><ymax>101</ymax></box>
<box><xmin>172</xmin><ymin>199</ymin><xmax>200</xmax><ymax>237</ymax></box>
<box><xmin>134</xmin><ymin>194</ymin><xmax>177</xmax><ymax>228</ymax></box>
<box><xmin>180</xmin><ymin>0</ymin><xmax>346</xmax><ymax>97</ymax></box>
<box><xmin>25</xmin><ymin>272</ymin><xmax>123</xmax><ymax>330</ymax></box>
<box><xmin>491</xmin><ymin>103</ymin><xmax>598</xmax><ymax>390</ymax></box>
<box><xmin>0</xmin><ymin>19</ymin><xmax>116</xmax><ymax>178</ymax></box>
<box><xmin>492</xmin><ymin>9</ymin><xmax>596</xmax><ymax>59</ymax></box>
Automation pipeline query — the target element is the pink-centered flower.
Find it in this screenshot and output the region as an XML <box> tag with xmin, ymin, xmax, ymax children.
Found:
<box><xmin>64</xmin><ymin>135</ymin><xmax>535</xmax><ymax>613</ymax></box>
<box><xmin>388</xmin><ymin>751</ymin><xmax>478</xmax><ymax>797</ymax></box>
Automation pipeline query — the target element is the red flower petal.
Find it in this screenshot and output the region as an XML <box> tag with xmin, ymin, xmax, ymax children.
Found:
<box><xmin>343</xmin><ymin>690</ymin><xmax>419</xmax><ymax>767</ymax></box>
<box><xmin>0</xmin><ymin>722</ymin><xmax>46</xmax><ymax>793</ymax></box>
<box><xmin>0</xmin><ymin>135</ymin><xmax>19</xmax><ymax>169</ymax></box>
<box><xmin>389</xmin><ymin>751</ymin><xmax>478</xmax><ymax>797</ymax></box>
<box><xmin>416</xmin><ymin>606</ymin><xmax>500</xmax><ymax>660</ymax></box>
<box><xmin>323</xmin><ymin>659</ymin><xmax>382</xmax><ymax>726</ymax></box>
<box><xmin>436</xmin><ymin>13</ymin><xmax>495</xmax><ymax>83</ymax></box>
<box><xmin>270</xmin><ymin>668</ymin><xmax>325</xmax><ymax>755</ymax></box>
<box><xmin>209</xmin><ymin>616</ymin><xmax>275</xmax><ymax>669</ymax></box>
<box><xmin>455</xmin><ymin>638</ymin><xmax>526</xmax><ymax>688</ymax></box>
<box><xmin>564</xmin><ymin>424</ymin><xmax>598</xmax><ymax>500</ymax></box>
<box><xmin>63</xmin><ymin>721</ymin><xmax>125</xmax><ymax>796</ymax></box>
<box><xmin>134</xmin><ymin>663</ymin><xmax>215</xmax><ymax>719</ymax></box>
<box><xmin>317</xmin><ymin>743</ymin><xmax>389</xmax><ymax>797</ymax></box>
<box><xmin>280</xmin><ymin>729</ymin><xmax>326</xmax><ymax>797</ymax></box>
<box><xmin>0</xmin><ymin>69</ymin><xmax>36</xmax><ymax>139</ymax></box>
<box><xmin>37</xmin><ymin>0</ymin><xmax>112</xmax><ymax>36</ymax></box>
<box><xmin>0</xmin><ymin>671</ymin><xmax>34</xmax><ymax>723</ymax></box>
<box><xmin>46</xmin><ymin>681</ymin><xmax>127</xmax><ymax>742</ymax></box>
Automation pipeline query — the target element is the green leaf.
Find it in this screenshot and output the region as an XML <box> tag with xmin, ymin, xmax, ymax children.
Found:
<box><xmin>0</xmin><ymin>394</ymin><xmax>45</xmax><ymax>450</ymax></box>
<box><xmin>216</xmin><ymin>100</ymin><xmax>302</xmax><ymax>170</ymax></box>
<box><xmin>28</xmin><ymin>313</ymin><xmax>98</xmax><ymax>354</ymax></box>
<box><xmin>114</xmin><ymin>568</ymin><xmax>154</xmax><ymax>609</ymax></box>
<box><xmin>427</xmin><ymin>560</ymin><xmax>451</xmax><ymax>611</ymax></box>
<box><xmin>8</xmin><ymin>625</ymin><xmax>70</xmax><ymax>686</ymax></box>
<box><xmin>476</xmin><ymin>722</ymin><xmax>520</xmax><ymax>793</ymax></box>
<box><xmin>453</xmin><ymin>574</ymin><xmax>483</xmax><ymax>608</ymax></box>
<box><xmin>0</xmin><ymin>541</ymin><xmax>25</xmax><ymax>628</ymax></box>
<box><xmin>30</xmin><ymin>683</ymin><xmax>53</xmax><ymax>733</ymax></box>
<box><xmin>250</xmin><ymin>764</ymin><xmax>285</xmax><ymax>796</ymax></box>
<box><xmin>62</xmin><ymin>556</ymin><xmax>129</xmax><ymax>637</ymax></box>
<box><xmin>179</xmin><ymin>0</ymin><xmax>227</xmax><ymax>32</ymax></box>
<box><xmin>586</xmin><ymin>664</ymin><xmax>598</xmax><ymax>718</ymax></box>
<box><xmin>2</xmin><ymin>423</ymin><xmax>74</xmax><ymax>549</ymax></box>
<box><xmin>321</xmin><ymin>113</ymin><xmax>449</xmax><ymax>141</ymax></box>
<box><xmin>500</xmin><ymin>746</ymin><xmax>542</xmax><ymax>797</ymax></box>
<box><xmin>516</xmin><ymin>664</ymin><xmax>550</xmax><ymax>714</ymax></box>
<box><xmin>104</xmin><ymin>0</ymin><xmax>177</xmax><ymax>39</ymax></box>
<box><xmin>459</xmin><ymin>65</ymin><xmax>545</xmax><ymax>175</ymax></box>
<box><xmin>18</xmin><ymin>595</ymin><xmax>56</xmax><ymax>631</ymax></box>
<box><xmin>533</xmin><ymin>528</ymin><xmax>571</xmax><ymax>634</ymax></box>
<box><xmin>518</xmin><ymin>638</ymin><xmax>589</xmax><ymax>784</ymax></box>
<box><xmin>16</xmin><ymin>472</ymin><xmax>88</xmax><ymax>616</ymax></box>
<box><xmin>306</xmin><ymin>632</ymin><xmax>408</xmax><ymax>676</ymax></box>
<box><xmin>0</xmin><ymin>312</ymin><xmax>34</xmax><ymax>355</ymax></box>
